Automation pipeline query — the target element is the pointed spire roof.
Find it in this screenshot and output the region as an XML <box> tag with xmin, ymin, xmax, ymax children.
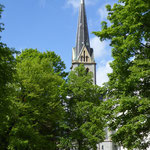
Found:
<box><xmin>75</xmin><ymin>0</ymin><xmax>91</xmax><ymax>59</ymax></box>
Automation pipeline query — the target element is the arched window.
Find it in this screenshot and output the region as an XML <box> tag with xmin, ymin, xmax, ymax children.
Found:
<box><xmin>102</xmin><ymin>145</ymin><xmax>104</xmax><ymax>150</ymax></box>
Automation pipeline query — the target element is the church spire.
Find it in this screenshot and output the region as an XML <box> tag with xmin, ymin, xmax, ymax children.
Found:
<box><xmin>75</xmin><ymin>0</ymin><xmax>90</xmax><ymax>59</ymax></box>
<box><xmin>71</xmin><ymin>0</ymin><xmax>96</xmax><ymax>85</ymax></box>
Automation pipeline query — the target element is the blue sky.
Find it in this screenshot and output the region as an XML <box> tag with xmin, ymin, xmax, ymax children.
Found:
<box><xmin>1</xmin><ymin>0</ymin><xmax>117</xmax><ymax>86</ymax></box>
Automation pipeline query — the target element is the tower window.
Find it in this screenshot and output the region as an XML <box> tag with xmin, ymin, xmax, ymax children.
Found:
<box><xmin>84</xmin><ymin>51</ymin><xmax>85</xmax><ymax>62</ymax></box>
<box><xmin>102</xmin><ymin>145</ymin><xmax>104</xmax><ymax>150</ymax></box>
<box><xmin>86</xmin><ymin>56</ymin><xmax>89</xmax><ymax>62</ymax></box>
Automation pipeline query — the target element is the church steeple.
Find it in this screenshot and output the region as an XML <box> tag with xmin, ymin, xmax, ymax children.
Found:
<box><xmin>75</xmin><ymin>0</ymin><xmax>91</xmax><ymax>59</ymax></box>
<box><xmin>71</xmin><ymin>0</ymin><xmax>96</xmax><ymax>85</ymax></box>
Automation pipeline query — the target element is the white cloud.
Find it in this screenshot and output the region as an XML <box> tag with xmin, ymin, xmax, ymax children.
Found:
<box><xmin>96</xmin><ymin>61</ymin><xmax>112</xmax><ymax>86</ymax></box>
<box><xmin>66</xmin><ymin>0</ymin><xmax>96</xmax><ymax>9</ymax></box>
<box><xmin>98</xmin><ymin>5</ymin><xmax>108</xmax><ymax>21</ymax></box>
<box><xmin>66</xmin><ymin>0</ymin><xmax>80</xmax><ymax>9</ymax></box>
<box><xmin>90</xmin><ymin>36</ymin><xmax>112</xmax><ymax>86</ymax></box>
<box><xmin>90</xmin><ymin>37</ymin><xmax>108</xmax><ymax>58</ymax></box>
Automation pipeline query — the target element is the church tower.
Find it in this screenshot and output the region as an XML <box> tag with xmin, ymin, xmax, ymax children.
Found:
<box><xmin>71</xmin><ymin>0</ymin><xmax>118</xmax><ymax>150</ymax></box>
<box><xmin>71</xmin><ymin>0</ymin><xmax>96</xmax><ymax>84</ymax></box>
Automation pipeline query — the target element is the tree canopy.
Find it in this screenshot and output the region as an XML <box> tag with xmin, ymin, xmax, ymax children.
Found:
<box><xmin>0</xmin><ymin>4</ymin><xmax>19</xmax><ymax>149</ymax></box>
<box><xmin>59</xmin><ymin>65</ymin><xmax>106</xmax><ymax>150</ymax></box>
<box><xmin>5</xmin><ymin>49</ymin><xmax>66</xmax><ymax>150</ymax></box>
<box><xmin>94</xmin><ymin>0</ymin><xmax>150</xmax><ymax>149</ymax></box>
<box><xmin>17</xmin><ymin>48</ymin><xmax>68</xmax><ymax>78</ymax></box>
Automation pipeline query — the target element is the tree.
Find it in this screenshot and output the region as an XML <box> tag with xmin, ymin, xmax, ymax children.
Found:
<box><xmin>94</xmin><ymin>0</ymin><xmax>150</xmax><ymax>149</ymax></box>
<box><xmin>17</xmin><ymin>48</ymin><xmax>67</xmax><ymax>78</ymax></box>
<box><xmin>59</xmin><ymin>65</ymin><xmax>106</xmax><ymax>150</ymax></box>
<box><xmin>0</xmin><ymin>4</ymin><xmax>4</xmax><ymax>33</ymax></box>
<box><xmin>0</xmin><ymin>4</ymin><xmax>19</xmax><ymax>149</ymax></box>
<box><xmin>5</xmin><ymin>49</ymin><xmax>66</xmax><ymax>150</ymax></box>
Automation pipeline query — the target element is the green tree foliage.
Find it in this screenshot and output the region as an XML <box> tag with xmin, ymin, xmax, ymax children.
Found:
<box><xmin>59</xmin><ymin>65</ymin><xmax>105</xmax><ymax>150</ymax></box>
<box><xmin>0</xmin><ymin>44</ymin><xmax>17</xmax><ymax>149</ymax></box>
<box><xmin>94</xmin><ymin>0</ymin><xmax>150</xmax><ymax>149</ymax></box>
<box><xmin>0</xmin><ymin>4</ymin><xmax>18</xmax><ymax>149</ymax></box>
<box><xmin>0</xmin><ymin>4</ymin><xmax>4</xmax><ymax>33</ymax></box>
<box><xmin>6</xmin><ymin>49</ymin><xmax>66</xmax><ymax>150</ymax></box>
<box><xmin>17</xmin><ymin>48</ymin><xmax>67</xmax><ymax>78</ymax></box>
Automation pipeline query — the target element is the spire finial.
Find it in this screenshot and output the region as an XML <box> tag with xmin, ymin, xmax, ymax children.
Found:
<box><xmin>81</xmin><ymin>0</ymin><xmax>84</xmax><ymax>4</ymax></box>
